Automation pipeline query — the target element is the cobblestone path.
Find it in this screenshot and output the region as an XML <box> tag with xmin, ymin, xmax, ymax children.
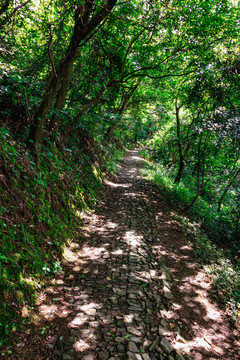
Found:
<box><xmin>52</xmin><ymin>150</ymin><xmax>187</xmax><ymax>360</ymax></box>
<box><xmin>16</xmin><ymin>150</ymin><xmax>238</xmax><ymax>360</ymax></box>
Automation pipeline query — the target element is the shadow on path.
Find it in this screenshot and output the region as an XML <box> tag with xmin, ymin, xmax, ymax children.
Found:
<box><xmin>10</xmin><ymin>150</ymin><xmax>239</xmax><ymax>360</ymax></box>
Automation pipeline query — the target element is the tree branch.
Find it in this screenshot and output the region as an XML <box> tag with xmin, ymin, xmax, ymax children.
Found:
<box><xmin>85</xmin><ymin>0</ymin><xmax>152</xmax><ymax>29</ymax></box>
<box><xmin>121</xmin><ymin>28</ymin><xmax>145</xmax><ymax>77</ymax></box>
<box><xmin>0</xmin><ymin>0</ymin><xmax>31</xmax><ymax>30</ymax></box>
<box><xmin>122</xmin><ymin>48</ymin><xmax>180</xmax><ymax>80</ymax></box>
<box><xmin>48</xmin><ymin>24</ymin><xmax>58</xmax><ymax>79</ymax></box>
<box><xmin>124</xmin><ymin>70</ymin><xmax>194</xmax><ymax>81</ymax></box>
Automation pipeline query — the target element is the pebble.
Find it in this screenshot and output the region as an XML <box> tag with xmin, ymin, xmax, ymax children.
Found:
<box><xmin>129</xmin><ymin>305</ymin><xmax>143</xmax><ymax>311</ymax></box>
<box><xmin>149</xmin><ymin>336</ymin><xmax>160</xmax><ymax>351</ymax></box>
<box><xmin>163</xmin><ymin>286</ymin><xmax>173</xmax><ymax>299</ymax></box>
<box><xmin>128</xmin><ymin>293</ymin><xmax>138</xmax><ymax>299</ymax></box>
<box><xmin>175</xmin><ymin>352</ymin><xmax>185</xmax><ymax>360</ymax></box>
<box><xmin>98</xmin><ymin>351</ymin><xmax>109</xmax><ymax>360</ymax></box>
<box><xmin>130</xmin><ymin>336</ymin><xmax>142</xmax><ymax>343</ymax></box>
<box><xmin>163</xmin><ymin>280</ymin><xmax>171</xmax><ymax>288</ymax></box>
<box><xmin>68</xmin><ymin>336</ymin><xmax>76</xmax><ymax>343</ymax></box>
<box><xmin>153</xmin><ymin>294</ymin><xmax>161</xmax><ymax>305</ymax></box>
<box><xmin>110</xmin><ymin>297</ymin><xmax>118</xmax><ymax>304</ymax></box>
<box><xmin>158</xmin><ymin>325</ymin><xmax>171</xmax><ymax>336</ymax></box>
<box><xmin>62</xmin><ymin>355</ymin><xmax>72</xmax><ymax>360</ymax></box>
<box><xmin>117</xmin><ymin>344</ymin><xmax>125</xmax><ymax>352</ymax></box>
<box><xmin>160</xmin><ymin>337</ymin><xmax>172</xmax><ymax>354</ymax></box>
<box><xmin>115</xmin><ymin>336</ymin><xmax>124</xmax><ymax>343</ymax></box>
<box><xmin>142</xmin><ymin>354</ymin><xmax>151</xmax><ymax>360</ymax></box>
<box><xmin>102</xmin><ymin>318</ymin><xmax>114</xmax><ymax>325</ymax></box>
<box><xmin>128</xmin><ymin>341</ymin><xmax>139</xmax><ymax>352</ymax></box>
<box><xmin>143</xmin><ymin>339</ymin><xmax>150</xmax><ymax>347</ymax></box>
<box><xmin>118</xmin><ymin>289</ymin><xmax>127</xmax><ymax>296</ymax></box>
<box><xmin>127</xmin><ymin>352</ymin><xmax>142</xmax><ymax>360</ymax></box>
<box><xmin>128</xmin><ymin>327</ymin><xmax>142</xmax><ymax>336</ymax></box>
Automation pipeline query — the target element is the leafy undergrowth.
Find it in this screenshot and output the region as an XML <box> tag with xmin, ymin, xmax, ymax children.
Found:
<box><xmin>0</xmin><ymin>127</ymin><xmax>125</xmax><ymax>347</ymax></box>
<box><xmin>140</xmin><ymin>155</ymin><xmax>240</xmax><ymax>327</ymax></box>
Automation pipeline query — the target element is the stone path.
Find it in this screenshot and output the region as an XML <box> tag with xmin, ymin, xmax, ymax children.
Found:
<box><xmin>11</xmin><ymin>150</ymin><xmax>238</xmax><ymax>360</ymax></box>
<box><xmin>50</xmin><ymin>151</ymin><xmax>191</xmax><ymax>360</ymax></box>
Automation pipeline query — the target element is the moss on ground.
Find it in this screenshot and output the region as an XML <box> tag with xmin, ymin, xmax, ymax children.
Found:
<box><xmin>0</xmin><ymin>126</ymin><xmax>125</xmax><ymax>346</ymax></box>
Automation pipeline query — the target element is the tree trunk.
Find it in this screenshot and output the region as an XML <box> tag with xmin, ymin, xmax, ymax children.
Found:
<box><xmin>49</xmin><ymin>65</ymin><xmax>73</xmax><ymax>133</ymax></box>
<box><xmin>28</xmin><ymin>70</ymin><xmax>68</xmax><ymax>155</ymax></box>
<box><xmin>174</xmin><ymin>102</ymin><xmax>184</xmax><ymax>184</ymax></box>
<box><xmin>174</xmin><ymin>155</ymin><xmax>184</xmax><ymax>184</ymax></box>
<box><xmin>185</xmin><ymin>133</ymin><xmax>206</xmax><ymax>211</ymax></box>
<box><xmin>28</xmin><ymin>0</ymin><xmax>118</xmax><ymax>157</ymax></box>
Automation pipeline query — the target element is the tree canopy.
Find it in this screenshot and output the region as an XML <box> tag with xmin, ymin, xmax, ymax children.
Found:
<box><xmin>1</xmin><ymin>0</ymin><xmax>238</xmax><ymax>146</ymax></box>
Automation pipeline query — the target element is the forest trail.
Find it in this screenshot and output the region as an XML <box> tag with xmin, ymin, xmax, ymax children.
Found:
<box><xmin>12</xmin><ymin>151</ymin><xmax>239</xmax><ymax>360</ymax></box>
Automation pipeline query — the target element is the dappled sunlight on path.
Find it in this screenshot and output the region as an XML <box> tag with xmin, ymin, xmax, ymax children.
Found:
<box><xmin>11</xmin><ymin>150</ymin><xmax>239</xmax><ymax>360</ymax></box>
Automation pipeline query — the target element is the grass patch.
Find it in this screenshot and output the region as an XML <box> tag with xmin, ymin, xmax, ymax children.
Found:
<box><xmin>102</xmin><ymin>143</ymin><xmax>126</xmax><ymax>174</ymax></box>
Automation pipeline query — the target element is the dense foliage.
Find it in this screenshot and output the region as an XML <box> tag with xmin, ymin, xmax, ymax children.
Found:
<box><xmin>1</xmin><ymin>0</ymin><xmax>240</xmax><ymax>346</ymax></box>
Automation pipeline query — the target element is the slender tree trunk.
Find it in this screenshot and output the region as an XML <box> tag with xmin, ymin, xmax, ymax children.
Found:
<box><xmin>174</xmin><ymin>156</ymin><xmax>185</xmax><ymax>184</ymax></box>
<box><xmin>106</xmin><ymin>83</ymin><xmax>139</xmax><ymax>140</ymax></box>
<box><xmin>218</xmin><ymin>168</ymin><xmax>240</xmax><ymax>211</ymax></box>
<box><xmin>62</xmin><ymin>92</ymin><xmax>103</xmax><ymax>145</ymax></box>
<box><xmin>185</xmin><ymin>179</ymin><xmax>209</xmax><ymax>211</ymax></box>
<box><xmin>174</xmin><ymin>102</ymin><xmax>184</xmax><ymax>183</ymax></box>
<box><xmin>185</xmin><ymin>133</ymin><xmax>205</xmax><ymax>211</ymax></box>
